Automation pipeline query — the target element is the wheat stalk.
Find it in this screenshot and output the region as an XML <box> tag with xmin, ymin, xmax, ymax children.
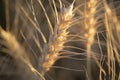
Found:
<box><xmin>104</xmin><ymin>0</ymin><xmax>120</xmax><ymax>79</ymax></box>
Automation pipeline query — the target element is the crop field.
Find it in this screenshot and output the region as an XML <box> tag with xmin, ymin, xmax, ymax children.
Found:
<box><xmin>0</xmin><ymin>0</ymin><xmax>120</xmax><ymax>80</ymax></box>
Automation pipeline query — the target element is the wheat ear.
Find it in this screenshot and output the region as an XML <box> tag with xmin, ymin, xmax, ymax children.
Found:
<box><xmin>43</xmin><ymin>0</ymin><xmax>75</xmax><ymax>72</ymax></box>
<box><xmin>0</xmin><ymin>26</ymin><xmax>45</xmax><ymax>80</ymax></box>
<box><xmin>84</xmin><ymin>0</ymin><xmax>97</xmax><ymax>79</ymax></box>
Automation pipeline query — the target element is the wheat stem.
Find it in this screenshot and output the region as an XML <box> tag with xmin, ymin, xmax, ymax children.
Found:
<box><xmin>104</xmin><ymin>1</ymin><xmax>120</xmax><ymax>79</ymax></box>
